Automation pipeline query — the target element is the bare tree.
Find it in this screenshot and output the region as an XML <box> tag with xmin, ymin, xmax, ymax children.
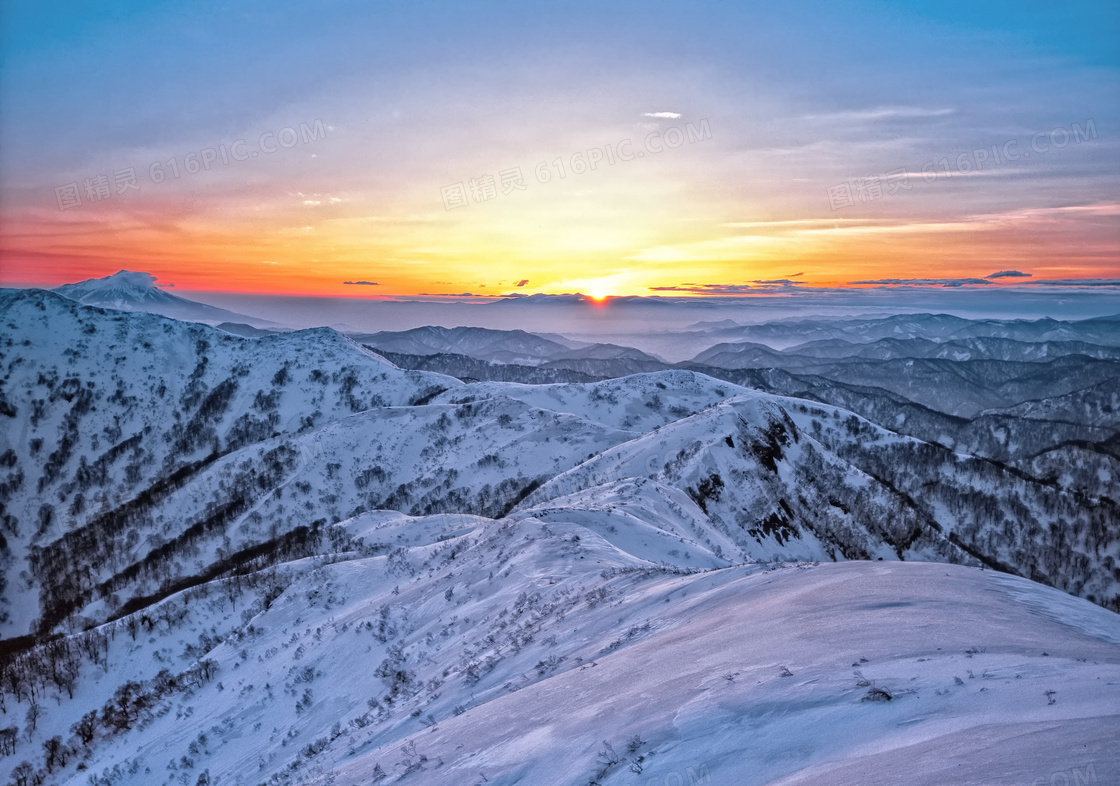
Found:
<box><xmin>71</xmin><ymin>710</ymin><xmax>97</xmax><ymax>747</ymax></box>
<box><xmin>23</xmin><ymin>702</ymin><xmax>40</xmax><ymax>742</ymax></box>
<box><xmin>42</xmin><ymin>736</ymin><xmax>67</xmax><ymax>772</ymax></box>
<box><xmin>10</xmin><ymin>761</ymin><xmax>34</xmax><ymax>786</ymax></box>
<box><xmin>0</xmin><ymin>726</ymin><xmax>18</xmax><ymax>755</ymax></box>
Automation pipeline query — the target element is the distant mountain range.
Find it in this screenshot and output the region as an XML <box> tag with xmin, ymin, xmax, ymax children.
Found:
<box><xmin>680</xmin><ymin>311</ymin><xmax>1120</xmax><ymax>349</ymax></box>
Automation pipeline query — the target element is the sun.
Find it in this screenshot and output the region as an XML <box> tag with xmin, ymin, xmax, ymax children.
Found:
<box><xmin>581</xmin><ymin>278</ymin><xmax>620</xmax><ymax>301</ymax></box>
<box><xmin>555</xmin><ymin>274</ymin><xmax>633</xmax><ymax>301</ymax></box>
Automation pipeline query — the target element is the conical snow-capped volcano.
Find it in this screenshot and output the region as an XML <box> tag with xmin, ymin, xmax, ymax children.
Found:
<box><xmin>53</xmin><ymin>269</ymin><xmax>278</xmax><ymax>327</ymax></box>
<box><xmin>55</xmin><ymin>270</ymin><xmax>185</xmax><ymax>306</ymax></box>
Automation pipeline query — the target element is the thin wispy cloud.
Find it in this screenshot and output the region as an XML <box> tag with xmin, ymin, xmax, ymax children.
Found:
<box><xmin>642</xmin><ymin>112</ymin><xmax>682</xmax><ymax>119</ymax></box>
<box><xmin>802</xmin><ymin>107</ymin><xmax>955</xmax><ymax>122</ymax></box>
<box><xmin>1020</xmin><ymin>279</ymin><xmax>1120</xmax><ymax>287</ymax></box>
<box><xmin>650</xmin><ymin>284</ymin><xmax>751</xmax><ymax>294</ymax></box>
<box><xmin>850</xmin><ymin>278</ymin><xmax>993</xmax><ymax>287</ymax></box>
<box><xmin>721</xmin><ymin>219</ymin><xmax>876</xmax><ymax>230</ymax></box>
<box><xmin>648</xmin><ymin>283</ymin><xmax>802</xmax><ymax>295</ymax></box>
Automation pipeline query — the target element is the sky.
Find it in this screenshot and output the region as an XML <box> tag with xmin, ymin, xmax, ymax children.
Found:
<box><xmin>0</xmin><ymin>0</ymin><xmax>1117</xmax><ymax>300</ymax></box>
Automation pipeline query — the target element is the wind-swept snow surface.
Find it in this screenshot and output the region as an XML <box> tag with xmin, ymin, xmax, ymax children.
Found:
<box><xmin>34</xmin><ymin>541</ymin><xmax>1119</xmax><ymax>785</ymax></box>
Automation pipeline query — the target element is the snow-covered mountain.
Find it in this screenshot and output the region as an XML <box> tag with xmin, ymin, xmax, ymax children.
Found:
<box><xmin>354</xmin><ymin>327</ymin><xmax>666</xmax><ymax>373</ymax></box>
<box><xmin>1</xmin><ymin>291</ymin><xmax>1117</xmax><ymax>785</ymax></box>
<box><xmin>353</xmin><ymin>327</ymin><xmax>575</xmax><ymax>365</ymax></box>
<box><xmin>371</xmin><ymin>329</ymin><xmax>1118</xmax><ymax>505</ymax></box>
<box><xmin>0</xmin><ymin>290</ymin><xmax>458</xmax><ymax>637</ymax></box>
<box><xmin>52</xmin><ymin>271</ymin><xmax>280</xmax><ymax>329</ymax></box>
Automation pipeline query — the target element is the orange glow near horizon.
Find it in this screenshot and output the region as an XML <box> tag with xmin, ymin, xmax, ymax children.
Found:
<box><xmin>2</xmin><ymin>197</ymin><xmax>1117</xmax><ymax>297</ymax></box>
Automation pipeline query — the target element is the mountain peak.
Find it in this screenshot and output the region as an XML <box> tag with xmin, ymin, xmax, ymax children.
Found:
<box><xmin>50</xmin><ymin>270</ymin><xmax>284</xmax><ymax>328</ymax></box>
<box><xmin>97</xmin><ymin>269</ymin><xmax>159</xmax><ymax>287</ymax></box>
<box><xmin>55</xmin><ymin>269</ymin><xmax>178</xmax><ymax>307</ymax></box>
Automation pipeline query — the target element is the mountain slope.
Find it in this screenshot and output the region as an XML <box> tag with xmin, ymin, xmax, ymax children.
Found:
<box><xmin>0</xmin><ymin>290</ymin><xmax>459</xmax><ymax>637</ymax></box>
<box><xmin>8</xmin><ymin>541</ymin><xmax>1116</xmax><ymax>786</ymax></box>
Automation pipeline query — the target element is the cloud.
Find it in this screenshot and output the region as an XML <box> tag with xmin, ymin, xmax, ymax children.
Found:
<box><xmin>516</xmin><ymin>279</ymin><xmax>529</xmax><ymax>287</ymax></box>
<box><xmin>850</xmin><ymin>275</ymin><xmax>1120</xmax><ymax>289</ymax></box>
<box><xmin>326</xmin><ymin>214</ymin><xmax>442</xmax><ymax>226</ymax></box>
<box><xmin>496</xmin><ymin>293</ymin><xmax>597</xmax><ymax>304</ymax></box>
<box><xmin>850</xmin><ymin>278</ymin><xmax>993</xmax><ymax>288</ymax></box>
<box><xmin>642</xmin><ymin>112</ymin><xmax>681</xmax><ymax>119</ymax></box>
<box><xmin>721</xmin><ymin>219</ymin><xmax>875</xmax><ymax>229</ymax></box>
<box><xmin>803</xmin><ymin>107</ymin><xmax>954</xmax><ymax>122</ymax></box>
<box><xmin>343</xmin><ymin>280</ymin><xmax>379</xmax><ymax>285</ymax></box>
<box><xmin>648</xmin><ymin>280</ymin><xmax>805</xmax><ymax>295</ymax></box>
<box><xmin>1019</xmin><ymin>278</ymin><xmax>1120</xmax><ymax>287</ymax></box>
<box><xmin>786</xmin><ymin>272</ymin><xmax>804</xmax><ymax>278</ymax></box>
<box><xmin>650</xmin><ymin>283</ymin><xmax>760</xmax><ymax>295</ymax></box>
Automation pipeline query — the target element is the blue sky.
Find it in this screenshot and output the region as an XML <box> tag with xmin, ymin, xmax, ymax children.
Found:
<box><xmin>1</xmin><ymin>0</ymin><xmax>1116</xmax><ymax>296</ymax></box>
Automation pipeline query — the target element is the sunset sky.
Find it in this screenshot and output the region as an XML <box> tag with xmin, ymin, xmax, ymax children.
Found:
<box><xmin>1</xmin><ymin>0</ymin><xmax>1117</xmax><ymax>299</ymax></box>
